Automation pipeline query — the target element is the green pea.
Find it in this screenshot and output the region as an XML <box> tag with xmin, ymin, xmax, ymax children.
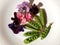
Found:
<box><xmin>41</xmin><ymin>35</ymin><xmax>45</xmax><ymax>39</ymax></box>
<box><xmin>33</xmin><ymin>36</ymin><xmax>38</xmax><ymax>40</ymax></box>
<box><xmin>24</xmin><ymin>39</ymin><xmax>29</xmax><ymax>44</ymax></box>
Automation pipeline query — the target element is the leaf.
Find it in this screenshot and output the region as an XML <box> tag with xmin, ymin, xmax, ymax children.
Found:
<box><xmin>39</xmin><ymin>9</ymin><xmax>47</xmax><ymax>27</ymax></box>
<box><xmin>24</xmin><ymin>34</ymin><xmax>40</xmax><ymax>44</ymax></box>
<box><xmin>24</xmin><ymin>31</ymin><xmax>39</xmax><ymax>36</ymax></box>
<box><xmin>41</xmin><ymin>23</ymin><xmax>52</xmax><ymax>39</ymax></box>
<box><xmin>28</xmin><ymin>21</ymin><xmax>40</xmax><ymax>29</ymax></box>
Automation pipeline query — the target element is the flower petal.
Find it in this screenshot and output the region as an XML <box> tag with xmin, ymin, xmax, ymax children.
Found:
<box><xmin>17</xmin><ymin>12</ymin><xmax>25</xmax><ymax>20</ymax></box>
<box><xmin>20</xmin><ymin>18</ymin><xmax>27</xmax><ymax>25</ymax></box>
<box><xmin>8</xmin><ymin>23</ymin><xmax>24</xmax><ymax>34</ymax></box>
<box><xmin>17</xmin><ymin>1</ymin><xmax>30</xmax><ymax>12</ymax></box>
<box><xmin>25</xmin><ymin>13</ymin><xmax>33</xmax><ymax>21</ymax></box>
<box><xmin>17</xmin><ymin>26</ymin><xmax>24</xmax><ymax>32</ymax></box>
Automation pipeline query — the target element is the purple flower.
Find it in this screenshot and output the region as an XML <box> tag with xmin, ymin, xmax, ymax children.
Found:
<box><xmin>8</xmin><ymin>23</ymin><xmax>24</xmax><ymax>34</ymax></box>
<box><xmin>17</xmin><ymin>2</ymin><xmax>30</xmax><ymax>12</ymax></box>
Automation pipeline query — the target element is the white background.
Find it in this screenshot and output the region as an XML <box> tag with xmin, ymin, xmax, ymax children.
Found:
<box><xmin>0</xmin><ymin>0</ymin><xmax>60</xmax><ymax>45</ymax></box>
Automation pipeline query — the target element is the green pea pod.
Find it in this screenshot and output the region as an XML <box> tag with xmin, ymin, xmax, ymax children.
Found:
<box><xmin>34</xmin><ymin>15</ymin><xmax>42</xmax><ymax>28</ymax></box>
<box><xmin>24</xmin><ymin>31</ymin><xmax>38</xmax><ymax>36</ymax></box>
<box><xmin>41</xmin><ymin>23</ymin><xmax>52</xmax><ymax>39</ymax></box>
<box><xmin>39</xmin><ymin>9</ymin><xmax>47</xmax><ymax>27</ymax></box>
<box><xmin>24</xmin><ymin>24</ymin><xmax>38</xmax><ymax>31</ymax></box>
<box><xmin>25</xmin><ymin>26</ymin><xmax>38</xmax><ymax>31</ymax></box>
<box><xmin>24</xmin><ymin>34</ymin><xmax>40</xmax><ymax>44</ymax></box>
<box><xmin>28</xmin><ymin>21</ymin><xmax>40</xmax><ymax>29</ymax></box>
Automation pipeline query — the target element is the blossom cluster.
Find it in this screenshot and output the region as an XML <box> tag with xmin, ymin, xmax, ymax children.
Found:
<box><xmin>8</xmin><ymin>0</ymin><xmax>43</xmax><ymax>34</ymax></box>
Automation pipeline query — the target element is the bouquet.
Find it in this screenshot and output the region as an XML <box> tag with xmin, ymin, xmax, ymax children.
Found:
<box><xmin>8</xmin><ymin>0</ymin><xmax>52</xmax><ymax>44</ymax></box>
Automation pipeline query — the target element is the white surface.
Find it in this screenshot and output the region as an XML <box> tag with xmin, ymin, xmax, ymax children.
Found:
<box><xmin>0</xmin><ymin>0</ymin><xmax>60</xmax><ymax>45</ymax></box>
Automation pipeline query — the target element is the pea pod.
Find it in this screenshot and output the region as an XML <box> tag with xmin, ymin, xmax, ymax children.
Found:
<box><xmin>39</xmin><ymin>9</ymin><xmax>47</xmax><ymax>27</ymax></box>
<box><xmin>34</xmin><ymin>15</ymin><xmax>42</xmax><ymax>28</ymax></box>
<box><xmin>24</xmin><ymin>34</ymin><xmax>40</xmax><ymax>44</ymax></box>
<box><xmin>24</xmin><ymin>24</ymin><xmax>38</xmax><ymax>31</ymax></box>
<box><xmin>41</xmin><ymin>23</ymin><xmax>52</xmax><ymax>39</ymax></box>
<box><xmin>25</xmin><ymin>26</ymin><xmax>38</xmax><ymax>31</ymax></box>
<box><xmin>28</xmin><ymin>21</ymin><xmax>40</xmax><ymax>29</ymax></box>
<box><xmin>24</xmin><ymin>31</ymin><xmax>38</xmax><ymax>36</ymax></box>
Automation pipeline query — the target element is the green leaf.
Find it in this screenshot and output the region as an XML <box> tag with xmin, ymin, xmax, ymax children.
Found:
<box><xmin>39</xmin><ymin>9</ymin><xmax>47</xmax><ymax>27</ymax></box>
<box><xmin>24</xmin><ymin>34</ymin><xmax>40</xmax><ymax>44</ymax></box>
<box><xmin>24</xmin><ymin>31</ymin><xmax>39</xmax><ymax>36</ymax></box>
<box><xmin>41</xmin><ymin>23</ymin><xmax>52</xmax><ymax>39</ymax></box>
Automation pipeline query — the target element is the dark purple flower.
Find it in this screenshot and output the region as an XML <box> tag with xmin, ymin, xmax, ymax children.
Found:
<box><xmin>17</xmin><ymin>2</ymin><xmax>30</xmax><ymax>12</ymax></box>
<box><xmin>30</xmin><ymin>4</ymin><xmax>39</xmax><ymax>15</ymax></box>
<box><xmin>8</xmin><ymin>23</ymin><xmax>24</xmax><ymax>34</ymax></box>
<box><xmin>11</xmin><ymin>12</ymin><xmax>20</xmax><ymax>25</ymax></box>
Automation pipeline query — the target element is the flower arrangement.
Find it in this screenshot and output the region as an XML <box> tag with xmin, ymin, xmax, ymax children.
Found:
<box><xmin>8</xmin><ymin>0</ymin><xmax>52</xmax><ymax>44</ymax></box>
